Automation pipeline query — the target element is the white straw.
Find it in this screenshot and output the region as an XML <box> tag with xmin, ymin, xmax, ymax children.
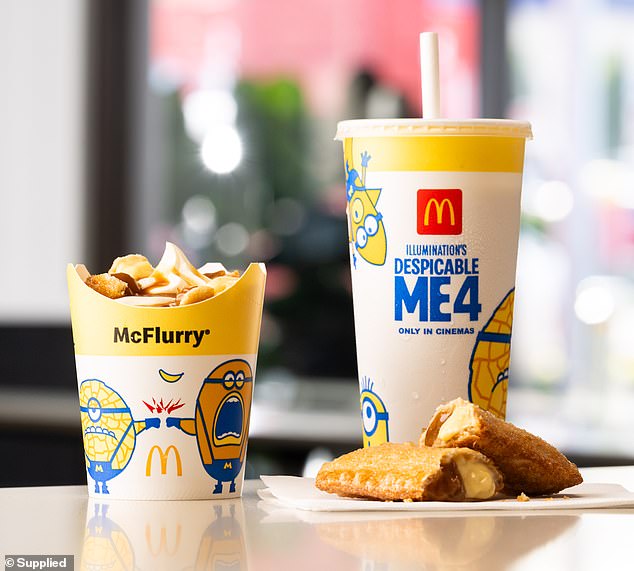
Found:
<box><xmin>420</xmin><ymin>32</ymin><xmax>440</xmax><ymax>119</ymax></box>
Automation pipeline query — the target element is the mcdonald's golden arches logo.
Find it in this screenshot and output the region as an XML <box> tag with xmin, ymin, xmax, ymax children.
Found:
<box><xmin>146</xmin><ymin>445</ymin><xmax>183</xmax><ymax>476</ymax></box>
<box><xmin>145</xmin><ymin>523</ymin><xmax>182</xmax><ymax>556</ymax></box>
<box><xmin>417</xmin><ymin>189</ymin><xmax>462</xmax><ymax>235</ymax></box>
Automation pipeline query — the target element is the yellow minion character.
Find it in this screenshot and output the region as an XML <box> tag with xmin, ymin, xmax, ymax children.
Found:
<box><xmin>469</xmin><ymin>289</ymin><xmax>514</xmax><ymax>418</ymax></box>
<box><xmin>80</xmin><ymin>504</ymin><xmax>134</xmax><ymax>571</ymax></box>
<box><xmin>194</xmin><ymin>504</ymin><xmax>246</xmax><ymax>570</ymax></box>
<box><xmin>79</xmin><ymin>379</ymin><xmax>160</xmax><ymax>494</ymax></box>
<box><xmin>345</xmin><ymin>150</ymin><xmax>387</xmax><ymax>267</ymax></box>
<box><xmin>359</xmin><ymin>377</ymin><xmax>389</xmax><ymax>447</ymax></box>
<box><xmin>167</xmin><ymin>359</ymin><xmax>253</xmax><ymax>494</ymax></box>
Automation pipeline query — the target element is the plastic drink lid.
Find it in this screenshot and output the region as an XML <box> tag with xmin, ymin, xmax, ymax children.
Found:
<box><xmin>335</xmin><ymin>118</ymin><xmax>532</xmax><ymax>140</ymax></box>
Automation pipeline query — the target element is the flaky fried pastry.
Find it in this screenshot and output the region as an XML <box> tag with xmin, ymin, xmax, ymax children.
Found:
<box><xmin>85</xmin><ymin>273</ymin><xmax>128</xmax><ymax>299</ymax></box>
<box><xmin>421</xmin><ymin>398</ymin><xmax>582</xmax><ymax>495</ymax></box>
<box><xmin>316</xmin><ymin>442</ymin><xmax>503</xmax><ymax>502</ymax></box>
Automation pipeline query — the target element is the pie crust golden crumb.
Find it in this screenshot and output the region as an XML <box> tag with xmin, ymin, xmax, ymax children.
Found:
<box><xmin>316</xmin><ymin>442</ymin><xmax>503</xmax><ymax>501</ymax></box>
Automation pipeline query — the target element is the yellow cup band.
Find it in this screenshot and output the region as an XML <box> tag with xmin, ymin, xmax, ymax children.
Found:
<box><xmin>343</xmin><ymin>136</ymin><xmax>527</xmax><ymax>173</ymax></box>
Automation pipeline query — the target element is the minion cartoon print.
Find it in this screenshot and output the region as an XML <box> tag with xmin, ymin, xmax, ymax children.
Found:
<box><xmin>194</xmin><ymin>504</ymin><xmax>247</xmax><ymax>570</ymax></box>
<box><xmin>79</xmin><ymin>379</ymin><xmax>160</xmax><ymax>494</ymax></box>
<box><xmin>469</xmin><ymin>289</ymin><xmax>515</xmax><ymax>418</ymax></box>
<box><xmin>359</xmin><ymin>377</ymin><xmax>389</xmax><ymax>447</ymax></box>
<box><xmin>80</xmin><ymin>504</ymin><xmax>135</xmax><ymax>571</ymax></box>
<box><xmin>344</xmin><ymin>148</ymin><xmax>387</xmax><ymax>267</ymax></box>
<box><xmin>167</xmin><ymin>359</ymin><xmax>253</xmax><ymax>494</ymax></box>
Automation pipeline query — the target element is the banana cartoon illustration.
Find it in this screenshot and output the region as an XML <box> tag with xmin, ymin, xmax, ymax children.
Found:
<box><xmin>159</xmin><ymin>369</ymin><xmax>184</xmax><ymax>383</ymax></box>
<box><xmin>79</xmin><ymin>379</ymin><xmax>160</xmax><ymax>494</ymax></box>
<box><xmin>344</xmin><ymin>147</ymin><xmax>387</xmax><ymax>267</ymax></box>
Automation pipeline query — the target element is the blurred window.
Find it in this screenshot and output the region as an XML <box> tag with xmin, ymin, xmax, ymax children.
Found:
<box><xmin>141</xmin><ymin>0</ymin><xmax>480</xmax><ymax>378</ymax></box>
<box><xmin>0</xmin><ymin>0</ymin><xmax>85</xmax><ymax>323</ymax></box>
<box><xmin>508</xmin><ymin>0</ymin><xmax>634</xmax><ymax>446</ymax></box>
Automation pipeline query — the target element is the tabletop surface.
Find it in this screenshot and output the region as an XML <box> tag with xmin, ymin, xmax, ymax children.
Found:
<box><xmin>2</xmin><ymin>467</ymin><xmax>634</xmax><ymax>571</ymax></box>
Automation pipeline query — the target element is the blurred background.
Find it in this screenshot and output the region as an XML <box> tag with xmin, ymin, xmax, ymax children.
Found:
<box><xmin>2</xmin><ymin>0</ymin><xmax>634</xmax><ymax>486</ymax></box>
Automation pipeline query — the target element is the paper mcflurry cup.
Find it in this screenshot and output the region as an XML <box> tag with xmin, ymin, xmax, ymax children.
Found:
<box><xmin>67</xmin><ymin>263</ymin><xmax>266</xmax><ymax>499</ymax></box>
<box><xmin>337</xmin><ymin>119</ymin><xmax>532</xmax><ymax>445</ymax></box>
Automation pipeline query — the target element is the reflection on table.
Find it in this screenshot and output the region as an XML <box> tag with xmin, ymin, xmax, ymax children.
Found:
<box><xmin>2</xmin><ymin>469</ymin><xmax>634</xmax><ymax>570</ymax></box>
<box><xmin>80</xmin><ymin>498</ymin><xmax>247</xmax><ymax>571</ymax></box>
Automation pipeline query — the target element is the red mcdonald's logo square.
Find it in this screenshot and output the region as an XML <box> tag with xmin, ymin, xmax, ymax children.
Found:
<box><xmin>417</xmin><ymin>189</ymin><xmax>463</xmax><ymax>235</ymax></box>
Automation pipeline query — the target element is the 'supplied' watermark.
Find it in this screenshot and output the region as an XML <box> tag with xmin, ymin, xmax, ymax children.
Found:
<box><xmin>4</xmin><ymin>556</ymin><xmax>73</xmax><ymax>570</ymax></box>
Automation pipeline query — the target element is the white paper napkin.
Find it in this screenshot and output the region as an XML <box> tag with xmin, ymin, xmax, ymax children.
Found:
<box><xmin>259</xmin><ymin>475</ymin><xmax>634</xmax><ymax>512</ymax></box>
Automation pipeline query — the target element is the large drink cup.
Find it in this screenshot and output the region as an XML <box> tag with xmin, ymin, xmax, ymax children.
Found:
<box><xmin>67</xmin><ymin>263</ymin><xmax>266</xmax><ymax>499</ymax></box>
<box><xmin>337</xmin><ymin>119</ymin><xmax>532</xmax><ymax>445</ymax></box>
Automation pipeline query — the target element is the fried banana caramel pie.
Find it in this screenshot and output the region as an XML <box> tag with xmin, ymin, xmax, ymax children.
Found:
<box><xmin>316</xmin><ymin>443</ymin><xmax>503</xmax><ymax>502</ymax></box>
<box><xmin>422</xmin><ymin>398</ymin><xmax>583</xmax><ymax>495</ymax></box>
